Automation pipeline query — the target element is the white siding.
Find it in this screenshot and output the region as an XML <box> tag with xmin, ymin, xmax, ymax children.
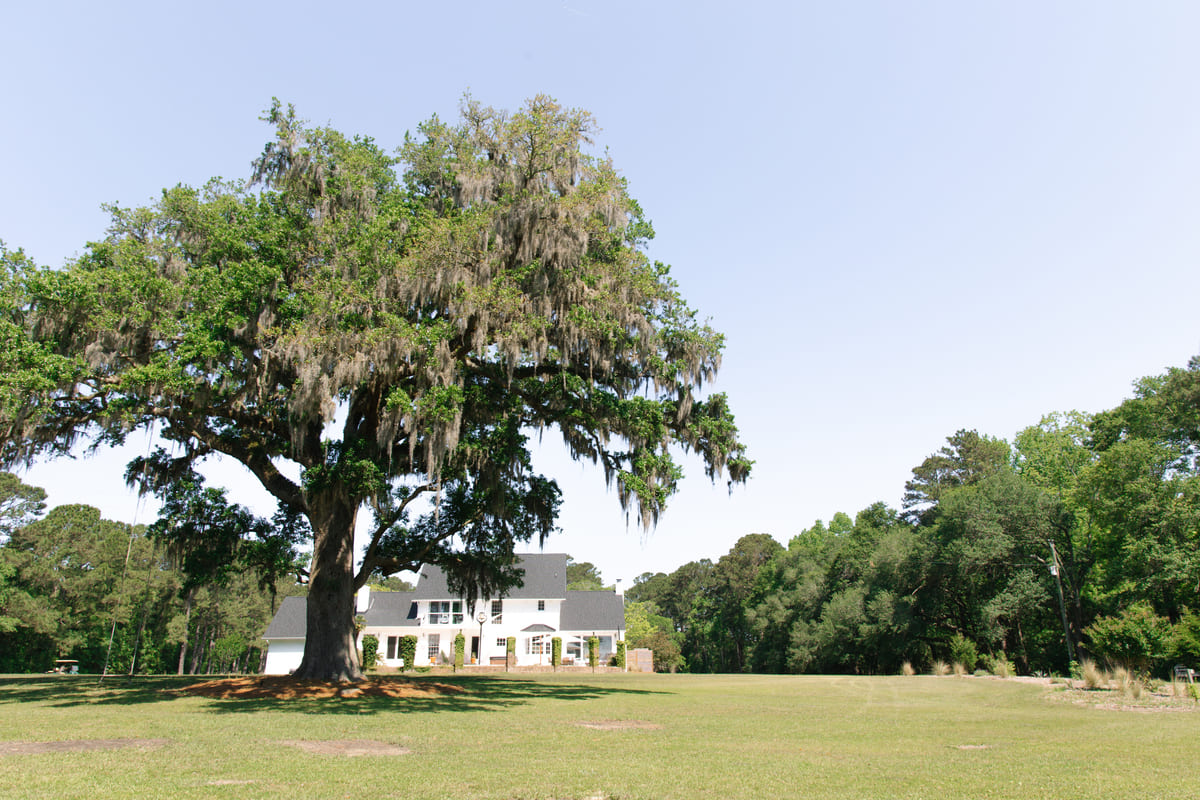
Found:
<box><xmin>263</xmin><ymin>639</ymin><xmax>304</xmax><ymax>675</ymax></box>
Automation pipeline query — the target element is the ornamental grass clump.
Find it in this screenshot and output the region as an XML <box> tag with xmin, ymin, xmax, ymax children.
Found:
<box><xmin>931</xmin><ymin>660</ymin><xmax>949</xmax><ymax>676</ymax></box>
<box><xmin>901</xmin><ymin>661</ymin><xmax>916</xmax><ymax>676</ymax></box>
<box><xmin>1080</xmin><ymin>659</ymin><xmax>1106</xmax><ymax>690</ymax></box>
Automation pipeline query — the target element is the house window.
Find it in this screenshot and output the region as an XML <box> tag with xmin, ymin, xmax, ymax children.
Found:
<box><xmin>526</xmin><ymin>635</ymin><xmax>550</xmax><ymax>655</ymax></box>
<box><xmin>538</xmin><ymin>600</ymin><xmax>545</xmax><ymax>611</ymax></box>
<box><xmin>491</xmin><ymin>600</ymin><xmax>503</xmax><ymax>623</ymax></box>
<box><xmin>496</xmin><ymin>637</ymin><xmax>507</xmax><ymax>649</ymax></box>
<box><xmin>427</xmin><ymin>633</ymin><xmax>440</xmax><ymax>662</ymax></box>
<box><xmin>387</xmin><ymin>636</ymin><xmax>397</xmax><ymax>660</ymax></box>
<box><xmin>428</xmin><ymin>600</ymin><xmax>463</xmax><ymax>625</ymax></box>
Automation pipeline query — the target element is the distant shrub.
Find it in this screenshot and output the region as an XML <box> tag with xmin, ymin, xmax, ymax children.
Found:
<box><xmin>901</xmin><ymin>661</ymin><xmax>915</xmax><ymax>676</ymax></box>
<box><xmin>361</xmin><ymin>634</ymin><xmax>379</xmax><ymax>670</ymax></box>
<box><xmin>953</xmin><ymin>662</ymin><xmax>966</xmax><ymax>677</ymax></box>
<box><xmin>931</xmin><ymin>660</ymin><xmax>949</xmax><ymax>676</ymax></box>
<box><xmin>1086</xmin><ymin>604</ymin><xmax>1172</xmax><ymax>675</ymax></box>
<box><xmin>948</xmin><ymin>634</ymin><xmax>978</xmax><ymax>673</ymax></box>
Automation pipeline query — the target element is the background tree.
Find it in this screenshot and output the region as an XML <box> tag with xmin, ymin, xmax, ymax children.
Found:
<box><xmin>902</xmin><ymin>430</ymin><xmax>1011</xmax><ymax>523</ymax></box>
<box><xmin>565</xmin><ymin>557</ymin><xmax>605</xmax><ymax>590</ymax></box>
<box><xmin>0</xmin><ymin>96</ymin><xmax>749</xmax><ymax>681</ymax></box>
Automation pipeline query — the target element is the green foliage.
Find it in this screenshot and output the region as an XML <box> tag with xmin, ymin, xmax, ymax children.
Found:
<box><xmin>1085</xmin><ymin>604</ymin><xmax>1174</xmax><ymax>674</ymax></box>
<box><xmin>506</xmin><ymin>636</ymin><xmax>516</xmax><ymax>668</ymax></box>
<box><xmin>399</xmin><ymin>635</ymin><xmax>417</xmax><ymax>671</ymax></box>
<box><xmin>588</xmin><ymin>636</ymin><xmax>599</xmax><ymax>668</ymax></box>
<box><xmin>453</xmin><ymin>631</ymin><xmax>465</xmax><ymax>671</ymax></box>
<box><xmin>615</xmin><ymin>640</ymin><xmax>627</xmax><ymax>669</ymax></box>
<box><xmin>948</xmin><ymin>634</ymin><xmax>979</xmax><ymax>672</ymax></box>
<box><xmin>361</xmin><ymin>634</ymin><xmax>379</xmax><ymax>670</ymax></box>
<box><xmin>565</xmin><ymin>557</ymin><xmax>604</xmax><ymax>590</ymax></box>
<box><xmin>551</xmin><ymin>636</ymin><xmax>562</xmax><ymax>668</ymax></box>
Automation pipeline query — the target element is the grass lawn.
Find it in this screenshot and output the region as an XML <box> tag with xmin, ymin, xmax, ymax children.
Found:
<box><xmin>1</xmin><ymin>672</ymin><xmax>1197</xmax><ymax>799</ymax></box>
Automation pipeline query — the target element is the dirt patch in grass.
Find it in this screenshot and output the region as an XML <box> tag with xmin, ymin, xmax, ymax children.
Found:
<box><xmin>1045</xmin><ymin>684</ymin><xmax>1200</xmax><ymax>713</ymax></box>
<box><xmin>0</xmin><ymin>738</ymin><xmax>168</xmax><ymax>756</ymax></box>
<box><xmin>179</xmin><ymin>676</ymin><xmax>466</xmax><ymax>700</ymax></box>
<box><xmin>576</xmin><ymin>720</ymin><xmax>662</xmax><ymax>731</ymax></box>
<box><xmin>279</xmin><ymin>739</ymin><xmax>411</xmax><ymax>756</ymax></box>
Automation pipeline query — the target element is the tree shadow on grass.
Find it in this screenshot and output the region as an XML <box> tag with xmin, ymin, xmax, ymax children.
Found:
<box><xmin>0</xmin><ymin>674</ymin><xmax>669</xmax><ymax>715</ymax></box>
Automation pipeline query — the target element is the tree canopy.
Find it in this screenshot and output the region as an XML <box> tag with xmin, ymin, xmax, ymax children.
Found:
<box><xmin>0</xmin><ymin>96</ymin><xmax>750</xmax><ymax>680</ymax></box>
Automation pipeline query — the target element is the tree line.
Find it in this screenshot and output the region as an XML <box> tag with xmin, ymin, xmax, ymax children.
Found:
<box><xmin>0</xmin><ymin>477</ymin><xmax>306</xmax><ymax>675</ymax></box>
<box><xmin>625</xmin><ymin>357</ymin><xmax>1200</xmax><ymax>677</ymax></box>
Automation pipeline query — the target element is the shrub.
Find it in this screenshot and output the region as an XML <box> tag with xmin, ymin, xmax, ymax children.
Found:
<box><xmin>931</xmin><ymin>660</ymin><xmax>949</xmax><ymax>676</ymax></box>
<box><xmin>453</xmin><ymin>632</ymin><xmax>465</xmax><ymax>671</ymax></box>
<box><xmin>588</xmin><ymin>637</ymin><xmax>599</xmax><ymax>669</ymax></box>
<box><xmin>506</xmin><ymin>637</ymin><xmax>516</xmax><ymax>669</ymax></box>
<box><xmin>948</xmin><ymin>634</ymin><xmax>978</xmax><ymax>673</ymax></box>
<box><xmin>991</xmin><ymin>658</ymin><xmax>1013</xmax><ymax>679</ymax></box>
<box><xmin>901</xmin><ymin>661</ymin><xmax>916</xmax><ymax>676</ymax></box>
<box><xmin>551</xmin><ymin>637</ymin><xmax>562</xmax><ymax>669</ymax></box>
<box><xmin>1085</xmin><ymin>604</ymin><xmax>1173</xmax><ymax>675</ymax></box>
<box><xmin>361</xmin><ymin>634</ymin><xmax>379</xmax><ymax>671</ymax></box>
<box><xmin>615</xmin><ymin>641</ymin><xmax>627</xmax><ymax>669</ymax></box>
<box><xmin>952</xmin><ymin>662</ymin><xmax>966</xmax><ymax>677</ymax></box>
<box><xmin>399</xmin><ymin>635</ymin><xmax>417</xmax><ymax>671</ymax></box>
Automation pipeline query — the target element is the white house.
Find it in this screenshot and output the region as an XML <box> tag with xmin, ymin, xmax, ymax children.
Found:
<box><xmin>262</xmin><ymin>553</ymin><xmax>625</xmax><ymax>674</ymax></box>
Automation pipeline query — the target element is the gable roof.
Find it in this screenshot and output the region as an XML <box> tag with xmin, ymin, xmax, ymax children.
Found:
<box><xmin>262</xmin><ymin>596</ymin><xmax>307</xmax><ymax>639</ymax></box>
<box><xmin>412</xmin><ymin>553</ymin><xmax>569</xmax><ymax>600</ymax></box>
<box><xmin>560</xmin><ymin>591</ymin><xmax>625</xmax><ymax>632</ymax></box>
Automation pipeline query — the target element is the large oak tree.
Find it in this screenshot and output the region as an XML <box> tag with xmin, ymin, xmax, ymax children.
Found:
<box><xmin>0</xmin><ymin>96</ymin><xmax>750</xmax><ymax>680</ymax></box>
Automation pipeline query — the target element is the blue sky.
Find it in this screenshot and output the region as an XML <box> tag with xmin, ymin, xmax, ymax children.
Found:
<box><xmin>5</xmin><ymin>2</ymin><xmax>1200</xmax><ymax>587</ymax></box>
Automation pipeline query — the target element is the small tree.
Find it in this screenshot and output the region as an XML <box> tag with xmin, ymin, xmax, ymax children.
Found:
<box><xmin>361</xmin><ymin>634</ymin><xmax>379</xmax><ymax>670</ymax></box>
<box><xmin>615</xmin><ymin>640</ymin><xmax>627</xmax><ymax>669</ymax></box>
<box><xmin>948</xmin><ymin>634</ymin><xmax>978</xmax><ymax>672</ymax></box>
<box><xmin>399</xmin><ymin>635</ymin><xmax>417</xmax><ymax>672</ymax></box>
<box><xmin>588</xmin><ymin>636</ymin><xmax>599</xmax><ymax>669</ymax></box>
<box><xmin>453</xmin><ymin>631</ymin><xmax>465</xmax><ymax>671</ymax></box>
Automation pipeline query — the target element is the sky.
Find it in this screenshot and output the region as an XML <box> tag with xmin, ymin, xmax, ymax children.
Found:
<box><xmin>5</xmin><ymin>2</ymin><xmax>1200</xmax><ymax>589</ymax></box>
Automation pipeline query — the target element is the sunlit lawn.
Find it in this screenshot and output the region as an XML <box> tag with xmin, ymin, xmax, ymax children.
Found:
<box><xmin>1</xmin><ymin>672</ymin><xmax>1198</xmax><ymax>799</ymax></box>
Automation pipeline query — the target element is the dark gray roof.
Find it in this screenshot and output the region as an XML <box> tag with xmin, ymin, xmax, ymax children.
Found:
<box><xmin>522</xmin><ymin>623</ymin><xmax>557</xmax><ymax>633</ymax></box>
<box><xmin>364</xmin><ymin>591</ymin><xmax>419</xmax><ymax>627</ymax></box>
<box><xmin>560</xmin><ymin>591</ymin><xmax>625</xmax><ymax>632</ymax></box>
<box><xmin>262</xmin><ymin>596</ymin><xmax>307</xmax><ymax>639</ymax></box>
<box><xmin>412</xmin><ymin>553</ymin><xmax>568</xmax><ymax>600</ymax></box>
<box><xmin>262</xmin><ymin>592</ymin><xmax>419</xmax><ymax>639</ymax></box>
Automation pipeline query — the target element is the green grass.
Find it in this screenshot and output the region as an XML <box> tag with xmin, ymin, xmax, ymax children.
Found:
<box><xmin>1</xmin><ymin>673</ymin><xmax>1197</xmax><ymax>799</ymax></box>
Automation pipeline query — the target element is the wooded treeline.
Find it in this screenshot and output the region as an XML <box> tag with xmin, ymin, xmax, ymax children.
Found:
<box><xmin>0</xmin><ymin>481</ymin><xmax>306</xmax><ymax>674</ymax></box>
<box><xmin>626</xmin><ymin>357</ymin><xmax>1200</xmax><ymax>677</ymax></box>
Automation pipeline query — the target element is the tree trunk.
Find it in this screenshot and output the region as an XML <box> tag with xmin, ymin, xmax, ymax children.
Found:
<box><xmin>177</xmin><ymin>588</ymin><xmax>194</xmax><ymax>675</ymax></box>
<box><xmin>292</xmin><ymin>492</ymin><xmax>363</xmax><ymax>682</ymax></box>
